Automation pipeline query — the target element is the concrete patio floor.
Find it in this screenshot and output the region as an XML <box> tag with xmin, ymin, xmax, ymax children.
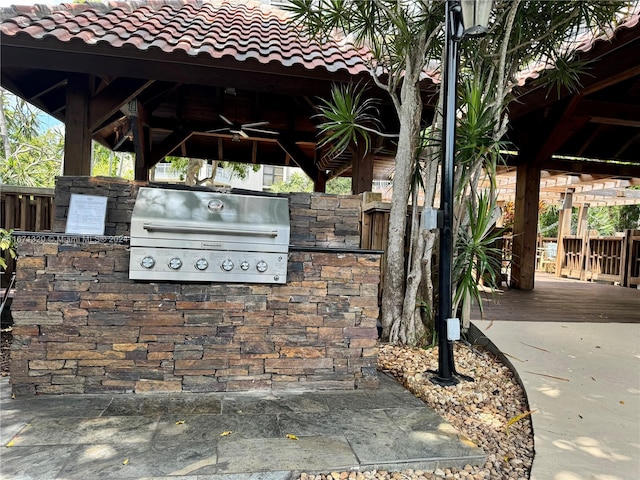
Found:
<box><xmin>0</xmin><ymin>372</ymin><xmax>484</xmax><ymax>479</ymax></box>
<box><xmin>472</xmin><ymin>273</ymin><xmax>640</xmax><ymax>480</ymax></box>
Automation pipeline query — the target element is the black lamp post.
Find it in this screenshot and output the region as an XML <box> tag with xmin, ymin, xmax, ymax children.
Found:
<box><xmin>432</xmin><ymin>0</ymin><xmax>492</xmax><ymax>387</ymax></box>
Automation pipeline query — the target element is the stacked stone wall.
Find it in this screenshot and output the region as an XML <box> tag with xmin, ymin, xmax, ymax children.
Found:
<box><xmin>10</xmin><ymin>178</ymin><xmax>381</xmax><ymax>395</ymax></box>
<box><xmin>54</xmin><ymin>176</ymin><xmax>142</xmax><ymax>235</ymax></box>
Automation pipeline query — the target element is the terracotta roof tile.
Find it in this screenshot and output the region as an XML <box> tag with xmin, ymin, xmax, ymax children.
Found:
<box><xmin>0</xmin><ymin>0</ymin><xmax>374</xmax><ymax>77</ymax></box>
<box><xmin>516</xmin><ymin>8</ymin><xmax>640</xmax><ymax>87</ymax></box>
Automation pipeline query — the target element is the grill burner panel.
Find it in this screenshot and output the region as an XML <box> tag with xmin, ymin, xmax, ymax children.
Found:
<box><xmin>130</xmin><ymin>247</ymin><xmax>287</xmax><ymax>283</ymax></box>
<box><xmin>129</xmin><ymin>187</ymin><xmax>290</xmax><ymax>284</ymax></box>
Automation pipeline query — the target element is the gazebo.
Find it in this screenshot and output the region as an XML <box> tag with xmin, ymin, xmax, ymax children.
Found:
<box><xmin>0</xmin><ymin>0</ymin><xmax>434</xmax><ymax>193</ymax></box>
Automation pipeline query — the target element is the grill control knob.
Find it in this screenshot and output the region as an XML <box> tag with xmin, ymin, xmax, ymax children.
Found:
<box><xmin>168</xmin><ymin>257</ymin><xmax>183</xmax><ymax>270</ymax></box>
<box><xmin>256</xmin><ymin>260</ymin><xmax>268</xmax><ymax>273</ymax></box>
<box><xmin>221</xmin><ymin>259</ymin><xmax>234</xmax><ymax>271</ymax></box>
<box><xmin>240</xmin><ymin>260</ymin><xmax>250</xmax><ymax>271</ymax></box>
<box><xmin>195</xmin><ymin>258</ymin><xmax>209</xmax><ymax>271</ymax></box>
<box><xmin>141</xmin><ymin>256</ymin><xmax>155</xmax><ymax>269</ymax></box>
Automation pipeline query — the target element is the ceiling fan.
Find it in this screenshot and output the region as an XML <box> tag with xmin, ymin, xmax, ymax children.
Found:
<box><xmin>207</xmin><ymin>114</ymin><xmax>278</xmax><ymax>138</ymax></box>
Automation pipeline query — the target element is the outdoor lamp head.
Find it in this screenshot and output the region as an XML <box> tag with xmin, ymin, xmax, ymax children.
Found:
<box><xmin>461</xmin><ymin>0</ymin><xmax>492</xmax><ymax>37</ymax></box>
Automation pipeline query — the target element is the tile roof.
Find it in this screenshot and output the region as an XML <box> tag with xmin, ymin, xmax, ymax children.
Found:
<box><xmin>0</xmin><ymin>0</ymin><xmax>374</xmax><ymax>76</ymax></box>
<box><xmin>516</xmin><ymin>8</ymin><xmax>640</xmax><ymax>87</ymax></box>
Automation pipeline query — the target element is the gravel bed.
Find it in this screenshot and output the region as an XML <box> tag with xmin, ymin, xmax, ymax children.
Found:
<box><xmin>297</xmin><ymin>342</ymin><xmax>534</xmax><ymax>480</ymax></box>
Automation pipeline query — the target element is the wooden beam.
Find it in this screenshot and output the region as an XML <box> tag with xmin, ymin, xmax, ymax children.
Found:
<box><xmin>63</xmin><ymin>74</ymin><xmax>91</xmax><ymax>176</ymax></box>
<box><xmin>89</xmin><ymin>78</ymin><xmax>155</xmax><ymax>133</ymax></box>
<box><xmin>276</xmin><ymin>136</ymin><xmax>321</xmax><ymax>187</ymax></box>
<box><xmin>509</xmin><ymin>55</ymin><xmax>640</xmax><ymax>121</ymax></box>
<box><xmin>613</xmin><ymin>130</ymin><xmax>640</xmax><ymax>160</ymax></box>
<box><xmin>0</xmin><ymin>41</ymin><xmax>365</xmax><ymax>97</ymax></box>
<box><xmin>1</xmin><ymin>72</ymin><xmax>66</xmax><ymax>123</ymax></box>
<box><xmin>532</xmin><ymin>96</ymin><xmax>591</xmax><ymax>166</ymax></box>
<box><xmin>147</xmin><ymin>129</ymin><xmax>194</xmax><ymax>168</ymax></box>
<box><xmin>575</xmin><ymin>99</ymin><xmax>640</xmax><ymax>128</ymax></box>
<box><xmin>25</xmin><ymin>74</ymin><xmax>68</xmax><ymax>102</ymax></box>
<box><xmin>510</xmin><ymin>162</ymin><xmax>541</xmax><ymax>290</ymax></box>
<box><xmin>538</xmin><ymin>157</ymin><xmax>640</xmax><ymax>178</ymax></box>
<box><xmin>128</xmin><ymin>99</ymin><xmax>150</xmax><ymax>182</ymax></box>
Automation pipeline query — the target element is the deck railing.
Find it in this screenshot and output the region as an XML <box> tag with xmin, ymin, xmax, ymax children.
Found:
<box><xmin>628</xmin><ymin>232</ymin><xmax>640</xmax><ymax>287</ymax></box>
<box><xmin>553</xmin><ymin>230</ymin><xmax>640</xmax><ymax>287</ymax></box>
<box><xmin>1</xmin><ymin>185</ymin><xmax>55</xmax><ymax>231</ymax></box>
<box><xmin>1</xmin><ymin>185</ymin><xmax>55</xmax><ymax>288</ymax></box>
<box><xmin>363</xmin><ymin>200</ymin><xmax>640</xmax><ymax>290</ymax></box>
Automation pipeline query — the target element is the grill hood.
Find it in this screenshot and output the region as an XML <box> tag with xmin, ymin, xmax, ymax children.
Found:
<box><xmin>129</xmin><ymin>187</ymin><xmax>290</xmax><ymax>283</ymax></box>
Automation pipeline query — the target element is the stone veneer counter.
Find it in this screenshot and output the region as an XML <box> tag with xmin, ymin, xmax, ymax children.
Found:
<box><xmin>9</xmin><ymin>179</ymin><xmax>382</xmax><ymax>395</ymax></box>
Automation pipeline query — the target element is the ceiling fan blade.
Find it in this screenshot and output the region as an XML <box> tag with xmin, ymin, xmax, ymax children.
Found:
<box><xmin>206</xmin><ymin>127</ymin><xmax>230</xmax><ymax>133</ymax></box>
<box><xmin>238</xmin><ymin>130</ymin><xmax>249</xmax><ymax>138</ymax></box>
<box><xmin>242</xmin><ymin>121</ymin><xmax>270</xmax><ymax>129</ymax></box>
<box><xmin>219</xmin><ymin>114</ymin><xmax>234</xmax><ymax>126</ymax></box>
<box><xmin>243</xmin><ymin>127</ymin><xmax>278</xmax><ymax>135</ymax></box>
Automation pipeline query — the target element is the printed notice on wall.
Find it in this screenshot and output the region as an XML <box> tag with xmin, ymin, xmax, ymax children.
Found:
<box><xmin>65</xmin><ymin>194</ymin><xmax>108</xmax><ymax>235</ymax></box>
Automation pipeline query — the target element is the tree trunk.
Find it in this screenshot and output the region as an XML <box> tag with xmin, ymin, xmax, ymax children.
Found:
<box><xmin>400</xmin><ymin>226</ymin><xmax>427</xmax><ymax>344</ymax></box>
<box><xmin>0</xmin><ymin>89</ymin><xmax>11</xmax><ymax>161</ymax></box>
<box><xmin>186</xmin><ymin>158</ymin><xmax>203</xmax><ymax>186</ymax></box>
<box><xmin>380</xmin><ymin>79</ymin><xmax>423</xmax><ymax>343</ymax></box>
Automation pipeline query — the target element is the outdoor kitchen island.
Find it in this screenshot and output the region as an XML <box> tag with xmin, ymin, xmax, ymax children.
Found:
<box><xmin>9</xmin><ymin>177</ymin><xmax>382</xmax><ymax>395</ymax></box>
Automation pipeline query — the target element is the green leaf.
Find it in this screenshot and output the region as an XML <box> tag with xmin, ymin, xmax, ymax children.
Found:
<box><xmin>314</xmin><ymin>82</ymin><xmax>383</xmax><ymax>160</ymax></box>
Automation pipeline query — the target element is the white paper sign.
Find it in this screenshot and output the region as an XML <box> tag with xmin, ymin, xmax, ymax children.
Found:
<box><xmin>65</xmin><ymin>194</ymin><xmax>108</xmax><ymax>235</ymax></box>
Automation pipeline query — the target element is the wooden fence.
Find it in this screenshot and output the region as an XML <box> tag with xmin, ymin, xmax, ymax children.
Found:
<box><xmin>363</xmin><ymin>198</ymin><xmax>640</xmax><ymax>290</ymax></box>
<box><xmin>541</xmin><ymin>230</ymin><xmax>640</xmax><ymax>287</ymax></box>
<box><xmin>1</xmin><ymin>185</ymin><xmax>55</xmax><ymax>288</ymax></box>
<box><xmin>1</xmin><ymin>185</ymin><xmax>55</xmax><ymax>231</ymax></box>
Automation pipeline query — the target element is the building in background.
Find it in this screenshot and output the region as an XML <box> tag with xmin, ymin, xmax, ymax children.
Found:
<box><xmin>152</xmin><ymin>162</ymin><xmax>294</xmax><ymax>192</ymax></box>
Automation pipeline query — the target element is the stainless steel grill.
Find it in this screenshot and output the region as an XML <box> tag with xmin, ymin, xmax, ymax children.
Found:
<box><xmin>129</xmin><ymin>187</ymin><xmax>290</xmax><ymax>283</ymax></box>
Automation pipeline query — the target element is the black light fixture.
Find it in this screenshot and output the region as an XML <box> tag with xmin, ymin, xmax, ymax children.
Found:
<box><xmin>461</xmin><ymin>0</ymin><xmax>493</xmax><ymax>37</ymax></box>
<box><xmin>431</xmin><ymin>0</ymin><xmax>492</xmax><ymax>387</ymax></box>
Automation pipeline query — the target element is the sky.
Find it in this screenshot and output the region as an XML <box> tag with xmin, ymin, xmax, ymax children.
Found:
<box><xmin>0</xmin><ymin>0</ymin><xmax>55</xmax><ymax>6</ymax></box>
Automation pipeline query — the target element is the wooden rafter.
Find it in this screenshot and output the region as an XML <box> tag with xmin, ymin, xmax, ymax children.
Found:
<box><xmin>89</xmin><ymin>78</ymin><xmax>155</xmax><ymax>133</ymax></box>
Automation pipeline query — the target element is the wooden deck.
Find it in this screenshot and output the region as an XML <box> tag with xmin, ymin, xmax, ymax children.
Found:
<box><xmin>472</xmin><ymin>273</ymin><xmax>640</xmax><ymax>323</ymax></box>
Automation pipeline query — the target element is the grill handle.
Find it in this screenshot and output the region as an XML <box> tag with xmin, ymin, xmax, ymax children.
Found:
<box><xmin>142</xmin><ymin>223</ymin><xmax>279</xmax><ymax>238</ymax></box>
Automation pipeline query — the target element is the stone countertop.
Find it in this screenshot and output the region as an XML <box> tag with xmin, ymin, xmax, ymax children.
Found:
<box><xmin>12</xmin><ymin>232</ymin><xmax>384</xmax><ymax>255</ymax></box>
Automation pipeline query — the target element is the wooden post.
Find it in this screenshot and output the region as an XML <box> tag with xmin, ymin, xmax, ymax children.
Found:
<box><xmin>555</xmin><ymin>189</ymin><xmax>574</xmax><ymax>277</ymax></box>
<box><xmin>351</xmin><ymin>145</ymin><xmax>374</xmax><ymax>194</ymax></box>
<box><xmin>63</xmin><ymin>74</ymin><xmax>92</xmax><ymax>176</ymax></box>
<box><xmin>577</xmin><ymin>203</ymin><xmax>590</xmax><ymax>281</ymax></box>
<box><xmin>19</xmin><ymin>194</ymin><xmax>28</xmax><ymax>230</ymax></box>
<box><xmin>621</xmin><ymin>229</ymin><xmax>631</xmax><ymax>287</ymax></box>
<box><xmin>4</xmin><ymin>194</ymin><xmax>16</xmax><ymax>229</ymax></box>
<box><xmin>511</xmin><ymin>163</ymin><xmax>541</xmax><ymax>290</ymax></box>
<box><xmin>626</xmin><ymin>229</ymin><xmax>640</xmax><ymax>287</ymax></box>
<box><xmin>314</xmin><ymin>169</ymin><xmax>327</xmax><ymax>193</ymax></box>
<box><xmin>127</xmin><ymin>99</ymin><xmax>150</xmax><ymax>182</ymax></box>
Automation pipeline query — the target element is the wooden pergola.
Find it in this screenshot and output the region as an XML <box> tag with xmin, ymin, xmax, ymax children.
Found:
<box><xmin>504</xmin><ymin>12</ymin><xmax>640</xmax><ymax>288</ymax></box>
<box><xmin>0</xmin><ymin>1</ymin><xmax>436</xmax><ymax>194</ymax></box>
<box><xmin>1</xmin><ymin>1</ymin><xmax>639</xmax><ymax>290</ymax></box>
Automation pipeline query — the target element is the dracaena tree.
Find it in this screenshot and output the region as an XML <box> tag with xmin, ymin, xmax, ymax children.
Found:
<box><xmin>0</xmin><ymin>88</ymin><xmax>64</xmax><ymax>187</ymax></box>
<box><xmin>286</xmin><ymin>0</ymin><xmax>633</xmax><ymax>345</ymax></box>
